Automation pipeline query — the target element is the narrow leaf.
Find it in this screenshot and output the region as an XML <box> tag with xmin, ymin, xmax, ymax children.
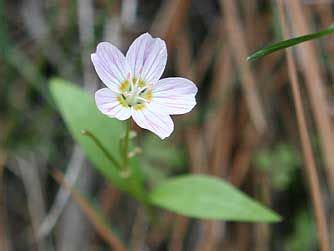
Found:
<box><xmin>149</xmin><ymin>174</ymin><xmax>281</xmax><ymax>222</ymax></box>
<box><xmin>247</xmin><ymin>23</ymin><xmax>334</xmax><ymax>61</ymax></box>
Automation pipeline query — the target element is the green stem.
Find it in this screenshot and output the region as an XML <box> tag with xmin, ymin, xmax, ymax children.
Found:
<box><xmin>81</xmin><ymin>130</ymin><xmax>122</xmax><ymax>170</ymax></box>
<box><xmin>123</xmin><ymin>120</ymin><xmax>131</xmax><ymax>172</ymax></box>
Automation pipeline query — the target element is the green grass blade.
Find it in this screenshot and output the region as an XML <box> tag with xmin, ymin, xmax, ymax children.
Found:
<box><xmin>247</xmin><ymin>23</ymin><xmax>334</xmax><ymax>61</ymax></box>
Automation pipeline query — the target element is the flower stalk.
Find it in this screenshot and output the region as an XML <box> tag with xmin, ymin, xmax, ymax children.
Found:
<box><xmin>81</xmin><ymin>128</ymin><xmax>133</xmax><ymax>178</ymax></box>
<box><xmin>122</xmin><ymin>120</ymin><xmax>131</xmax><ymax>177</ymax></box>
<box><xmin>81</xmin><ymin>130</ymin><xmax>122</xmax><ymax>171</ymax></box>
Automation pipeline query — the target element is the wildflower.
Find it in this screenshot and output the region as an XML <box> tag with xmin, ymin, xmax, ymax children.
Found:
<box><xmin>92</xmin><ymin>33</ymin><xmax>197</xmax><ymax>139</ymax></box>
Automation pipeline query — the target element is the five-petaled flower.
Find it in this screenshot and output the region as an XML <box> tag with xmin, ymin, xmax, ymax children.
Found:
<box><xmin>91</xmin><ymin>33</ymin><xmax>198</xmax><ymax>139</ymax></box>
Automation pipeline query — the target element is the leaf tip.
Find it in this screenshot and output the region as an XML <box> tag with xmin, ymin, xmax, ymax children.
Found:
<box><xmin>274</xmin><ymin>213</ymin><xmax>283</xmax><ymax>222</ymax></box>
<box><xmin>265</xmin><ymin>211</ymin><xmax>282</xmax><ymax>223</ymax></box>
<box><xmin>246</xmin><ymin>54</ymin><xmax>257</xmax><ymax>62</ymax></box>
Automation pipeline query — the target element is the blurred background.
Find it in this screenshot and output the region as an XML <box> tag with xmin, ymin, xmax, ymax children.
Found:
<box><xmin>1</xmin><ymin>0</ymin><xmax>334</xmax><ymax>250</ymax></box>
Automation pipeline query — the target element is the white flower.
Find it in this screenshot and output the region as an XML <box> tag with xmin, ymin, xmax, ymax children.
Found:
<box><xmin>91</xmin><ymin>33</ymin><xmax>197</xmax><ymax>139</ymax></box>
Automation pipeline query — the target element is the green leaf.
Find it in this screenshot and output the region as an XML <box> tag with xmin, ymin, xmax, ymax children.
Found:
<box><xmin>148</xmin><ymin>174</ymin><xmax>281</xmax><ymax>222</ymax></box>
<box><xmin>50</xmin><ymin>78</ymin><xmax>146</xmax><ymax>201</ymax></box>
<box><xmin>247</xmin><ymin>23</ymin><xmax>334</xmax><ymax>61</ymax></box>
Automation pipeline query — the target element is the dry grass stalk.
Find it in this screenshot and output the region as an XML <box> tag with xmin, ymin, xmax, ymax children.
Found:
<box><xmin>207</xmin><ymin>46</ymin><xmax>234</xmax><ymax>167</ymax></box>
<box><xmin>233</xmin><ymin>223</ymin><xmax>252</xmax><ymax>251</ymax></box>
<box><xmin>286</xmin><ymin>0</ymin><xmax>334</xmax><ymax>192</ymax></box>
<box><xmin>175</xmin><ymin>31</ymin><xmax>194</xmax><ymax>79</ymax></box>
<box><xmin>98</xmin><ymin>184</ymin><xmax>120</xmax><ymax>215</ymax></box>
<box><xmin>209</xmin><ymin>108</ymin><xmax>234</xmax><ymax>178</ymax></box>
<box><xmin>151</xmin><ymin>0</ymin><xmax>190</xmax><ymax>48</ymax></box>
<box><xmin>129</xmin><ymin>207</ymin><xmax>148</xmax><ymax>251</ymax></box>
<box><xmin>16</xmin><ymin>156</ymin><xmax>50</xmax><ymax>251</ymax></box>
<box><xmin>38</xmin><ymin>146</ymin><xmax>85</xmax><ymax>238</ymax></box>
<box><xmin>195</xmin><ymin>221</ymin><xmax>224</xmax><ymax>251</ymax></box>
<box><xmin>277</xmin><ymin>1</ymin><xmax>330</xmax><ymax>250</ymax></box>
<box><xmin>220</xmin><ymin>0</ymin><xmax>267</xmax><ymax>134</ymax></box>
<box><xmin>168</xmin><ymin>215</ymin><xmax>189</xmax><ymax>251</ymax></box>
<box><xmin>254</xmin><ymin>171</ymin><xmax>271</xmax><ymax>251</ymax></box>
<box><xmin>52</xmin><ymin>169</ymin><xmax>127</xmax><ymax>251</ymax></box>
<box><xmin>147</xmin><ymin>213</ymin><xmax>174</xmax><ymax>248</ymax></box>
<box><xmin>190</xmin><ymin>21</ymin><xmax>222</xmax><ymax>83</ymax></box>
<box><xmin>229</xmin><ymin>127</ymin><xmax>258</xmax><ymax>187</ymax></box>
<box><xmin>185</xmin><ymin>128</ymin><xmax>208</xmax><ymax>174</ymax></box>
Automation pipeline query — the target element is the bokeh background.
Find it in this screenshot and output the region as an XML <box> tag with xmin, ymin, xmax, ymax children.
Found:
<box><xmin>1</xmin><ymin>0</ymin><xmax>334</xmax><ymax>250</ymax></box>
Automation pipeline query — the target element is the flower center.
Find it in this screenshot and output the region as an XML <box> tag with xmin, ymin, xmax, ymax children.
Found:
<box><xmin>117</xmin><ymin>77</ymin><xmax>152</xmax><ymax>110</ymax></box>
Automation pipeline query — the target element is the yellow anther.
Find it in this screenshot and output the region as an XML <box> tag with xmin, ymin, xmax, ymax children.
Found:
<box><xmin>144</xmin><ymin>90</ymin><xmax>153</xmax><ymax>101</ymax></box>
<box><xmin>138</xmin><ymin>79</ymin><xmax>146</xmax><ymax>88</ymax></box>
<box><xmin>119</xmin><ymin>80</ymin><xmax>130</xmax><ymax>92</ymax></box>
<box><xmin>117</xmin><ymin>96</ymin><xmax>128</xmax><ymax>107</ymax></box>
<box><xmin>133</xmin><ymin>103</ymin><xmax>146</xmax><ymax>111</ymax></box>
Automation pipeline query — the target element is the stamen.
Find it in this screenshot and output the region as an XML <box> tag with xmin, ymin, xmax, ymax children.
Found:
<box><xmin>137</xmin><ymin>96</ymin><xmax>148</xmax><ymax>102</ymax></box>
<box><xmin>130</xmin><ymin>77</ymin><xmax>134</xmax><ymax>91</ymax></box>
<box><xmin>135</xmin><ymin>76</ymin><xmax>140</xmax><ymax>86</ymax></box>
<box><xmin>137</xmin><ymin>85</ymin><xmax>149</xmax><ymax>94</ymax></box>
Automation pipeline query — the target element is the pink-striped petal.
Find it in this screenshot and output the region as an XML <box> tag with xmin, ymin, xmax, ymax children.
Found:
<box><xmin>95</xmin><ymin>88</ymin><xmax>131</xmax><ymax>120</ymax></box>
<box><xmin>131</xmin><ymin>103</ymin><xmax>174</xmax><ymax>139</ymax></box>
<box><xmin>152</xmin><ymin>77</ymin><xmax>197</xmax><ymax>115</ymax></box>
<box><xmin>126</xmin><ymin>33</ymin><xmax>167</xmax><ymax>85</ymax></box>
<box><xmin>91</xmin><ymin>42</ymin><xmax>130</xmax><ymax>93</ymax></box>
